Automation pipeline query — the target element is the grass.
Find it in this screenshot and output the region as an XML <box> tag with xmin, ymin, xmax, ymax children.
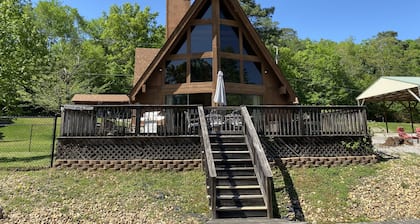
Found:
<box><xmin>273</xmin><ymin>164</ymin><xmax>381</xmax><ymax>222</ymax></box>
<box><xmin>0</xmin><ymin>155</ymin><xmax>418</xmax><ymax>223</ymax></box>
<box><xmin>368</xmin><ymin>121</ymin><xmax>420</xmax><ymax>133</ymax></box>
<box><xmin>0</xmin><ymin>117</ymin><xmax>59</xmax><ymax>169</ymax></box>
<box><xmin>0</xmin><ymin>169</ymin><xmax>209</xmax><ymax>223</ymax></box>
<box><xmin>273</xmin><ymin>154</ymin><xmax>420</xmax><ymax>223</ymax></box>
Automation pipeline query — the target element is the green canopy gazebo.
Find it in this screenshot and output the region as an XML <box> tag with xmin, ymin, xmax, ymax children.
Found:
<box><xmin>357</xmin><ymin>76</ymin><xmax>420</xmax><ymax>133</ymax></box>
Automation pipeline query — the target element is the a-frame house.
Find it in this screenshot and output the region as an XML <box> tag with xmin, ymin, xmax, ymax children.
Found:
<box><xmin>130</xmin><ymin>0</ymin><xmax>297</xmax><ymax>106</ymax></box>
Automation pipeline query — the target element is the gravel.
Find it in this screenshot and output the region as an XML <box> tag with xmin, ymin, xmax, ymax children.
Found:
<box><xmin>343</xmin><ymin>135</ymin><xmax>420</xmax><ymax>222</ymax></box>
<box><xmin>372</xmin><ymin>133</ymin><xmax>420</xmax><ymax>155</ymax></box>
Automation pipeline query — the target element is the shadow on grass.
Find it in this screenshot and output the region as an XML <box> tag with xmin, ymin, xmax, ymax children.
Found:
<box><xmin>274</xmin><ymin>160</ymin><xmax>305</xmax><ymax>222</ymax></box>
<box><xmin>0</xmin><ymin>154</ymin><xmax>50</xmax><ymax>163</ymax></box>
<box><xmin>0</xmin><ymin>117</ymin><xmax>14</xmax><ymax>141</ymax></box>
<box><xmin>374</xmin><ymin>151</ymin><xmax>400</xmax><ymax>162</ymax></box>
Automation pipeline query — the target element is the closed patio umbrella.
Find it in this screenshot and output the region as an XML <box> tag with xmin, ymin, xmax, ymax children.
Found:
<box><xmin>213</xmin><ymin>71</ymin><xmax>226</xmax><ymax>106</ymax></box>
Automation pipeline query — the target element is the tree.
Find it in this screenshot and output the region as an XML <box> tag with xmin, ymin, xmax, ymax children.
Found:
<box><xmin>282</xmin><ymin>40</ymin><xmax>354</xmax><ymax>105</ymax></box>
<box><xmin>31</xmin><ymin>0</ymin><xmax>87</xmax><ymax>112</ymax></box>
<box><xmin>89</xmin><ymin>3</ymin><xmax>165</xmax><ymax>93</ymax></box>
<box><xmin>0</xmin><ymin>0</ymin><xmax>48</xmax><ymax>115</ymax></box>
<box><xmin>240</xmin><ymin>0</ymin><xmax>298</xmax><ymax>47</ymax></box>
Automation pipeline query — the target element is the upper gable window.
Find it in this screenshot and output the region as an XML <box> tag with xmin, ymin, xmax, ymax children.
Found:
<box><xmin>197</xmin><ymin>1</ymin><xmax>212</xmax><ymax>20</ymax></box>
<box><xmin>220</xmin><ymin>1</ymin><xmax>234</xmax><ymax>20</ymax></box>
<box><xmin>243</xmin><ymin>34</ymin><xmax>256</xmax><ymax>55</ymax></box>
<box><xmin>191</xmin><ymin>25</ymin><xmax>212</xmax><ymax>53</ymax></box>
<box><xmin>243</xmin><ymin>61</ymin><xmax>262</xmax><ymax>85</ymax></box>
<box><xmin>221</xmin><ymin>58</ymin><xmax>240</xmax><ymax>83</ymax></box>
<box><xmin>171</xmin><ymin>34</ymin><xmax>187</xmax><ymax>55</ymax></box>
<box><xmin>165</xmin><ymin>60</ymin><xmax>187</xmax><ymax>84</ymax></box>
<box><xmin>220</xmin><ymin>25</ymin><xmax>240</xmax><ymax>54</ymax></box>
<box><xmin>191</xmin><ymin>58</ymin><xmax>212</xmax><ymax>82</ymax></box>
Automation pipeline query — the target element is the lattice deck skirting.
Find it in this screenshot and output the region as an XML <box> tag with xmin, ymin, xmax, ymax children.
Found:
<box><xmin>261</xmin><ymin>136</ymin><xmax>374</xmax><ymax>159</ymax></box>
<box><xmin>272</xmin><ymin>155</ymin><xmax>378</xmax><ymax>168</ymax></box>
<box><xmin>54</xmin><ymin>159</ymin><xmax>202</xmax><ymax>171</ymax></box>
<box><xmin>56</xmin><ymin>137</ymin><xmax>202</xmax><ymax>160</ymax></box>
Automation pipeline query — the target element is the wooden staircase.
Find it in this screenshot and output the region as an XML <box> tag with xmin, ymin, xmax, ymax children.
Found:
<box><xmin>210</xmin><ymin>134</ymin><xmax>268</xmax><ymax>218</ymax></box>
<box><xmin>198</xmin><ymin>106</ymin><xmax>273</xmax><ymax>220</ymax></box>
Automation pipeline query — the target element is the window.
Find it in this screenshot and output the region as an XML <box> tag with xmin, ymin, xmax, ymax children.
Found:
<box><xmin>221</xmin><ymin>58</ymin><xmax>240</xmax><ymax>83</ymax></box>
<box><xmin>171</xmin><ymin>34</ymin><xmax>187</xmax><ymax>55</ymax></box>
<box><xmin>243</xmin><ymin>95</ymin><xmax>262</xmax><ymax>105</ymax></box>
<box><xmin>220</xmin><ymin>1</ymin><xmax>234</xmax><ymax>20</ymax></box>
<box><xmin>243</xmin><ymin>61</ymin><xmax>262</xmax><ymax>85</ymax></box>
<box><xmin>166</xmin><ymin>94</ymin><xmax>212</xmax><ymax>106</ymax></box>
<box><xmin>243</xmin><ymin>35</ymin><xmax>256</xmax><ymax>55</ymax></box>
<box><xmin>166</xmin><ymin>95</ymin><xmax>187</xmax><ymax>105</ymax></box>
<box><xmin>220</xmin><ymin>25</ymin><xmax>240</xmax><ymax>54</ymax></box>
<box><xmin>165</xmin><ymin>60</ymin><xmax>187</xmax><ymax>84</ymax></box>
<box><xmin>191</xmin><ymin>58</ymin><xmax>212</xmax><ymax>82</ymax></box>
<box><xmin>227</xmin><ymin>94</ymin><xmax>262</xmax><ymax>105</ymax></box>
<box><xmin>191</xmin><ymin>25</ymin><xmax>212</xmax><ymax>53</ymax></box>
<box><xmin>197</xmin><ymin>1</ymin><xmax>212</xmax><ymax>19</ymax></box>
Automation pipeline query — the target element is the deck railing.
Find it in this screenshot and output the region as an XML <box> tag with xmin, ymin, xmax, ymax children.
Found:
<box><xmin>247</xmin><ymin>105</ymin><xmax>368</xmax><ymax>137</ymax></box>
<box><xmin>203</xmin><ymin>107</ymin><xmax>243</xmax><ymax>135</ymax></box>
<box><xmin>60</xmin><ymin>105</ymin><xmax>200</xmax><ymax>137</ymax></box>
<box><xmin>241</xmin><ymin>106</ymin><xmax>273</xmax><ymax>218</ymax></box>
<box><xmin>198</xmin><ymin>106</ymin><xmax>217</xmax><ymax>218</ymax></box>
<box><xmin>60</xmin><ymin>105</ymin><xmax>368</xmax><ymax>138</ymax></box>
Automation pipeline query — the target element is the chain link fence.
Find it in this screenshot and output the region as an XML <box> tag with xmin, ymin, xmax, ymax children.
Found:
<box><xmin>0</xmin><ymin>116</ymin><xmax>59</xmax><ymax>170</ymax></box>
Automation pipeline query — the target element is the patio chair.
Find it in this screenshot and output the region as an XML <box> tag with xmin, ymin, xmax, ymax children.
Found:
<box><xmin>184</xmin><ymin>111</ymin><xmax>200</xmax><ymax>132</ymax></box>
<box><xmin>416</xmin><ymin>127</ymin><xmax>420</xmax><ymax>143</ymax></box>
<box><xmin>397</xmin><ymin>127</ymin><xmax>418</xmax><ymax>141</ymax></box>
<box><xmin>225</xmin><ymin>110</ymin><xmax>243</xmax><ymax>128</ymax></box>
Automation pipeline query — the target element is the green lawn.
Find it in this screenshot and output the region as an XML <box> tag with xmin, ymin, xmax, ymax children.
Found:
<box><xmin>0</xmin><ymin>154</ymin><xmax>418</xmax><ymax>223</ymax></box>
<box><xmin>0</xmin><ymin>169</ymin><xmax>209</xmax><ymax>223</ymax></box>
<box><xmin>368</xmin><ymin>121</ymin><xmax>420</xmax><ymax>133</ymax></box>
<box><xmin>0</xmin><ymin>117</ymin><xmax>59</xmax><ymax>169</ymax></box>
<box><xmin>273</xmin><ymin>154</ymin><xmax>419</xmax><ymax>223</ymax></box>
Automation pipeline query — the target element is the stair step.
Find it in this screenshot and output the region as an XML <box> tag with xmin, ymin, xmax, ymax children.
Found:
<box><xmin>209</xmin><ymin>135</ymin><xmax>244</xmax><ymax>137</ymax></box>
<box><xmin>216</xmin><ymin>175</ymin><xmax>257</xmax><ymax>180</ymax></box>
<box><xmin>212</xmin><ymin>151</ymin><xmax>250</xmax><ymax>159</ymax></box>
<box><xmin>216</xmin><ymin>176</ymin><xmax>258</xmax><ymax>186</ymax></box>
<box><xmin>215</xmin><ymin>167</ymin><xmax>254</xmax><ymax>171</ymax></box>
<box><xmin>212</xmin><ymin>151</ymin><xmax>249</xmax><ymax>154</ymax></box>
<box><xmin>215</xmin><ymin>160</ymin><xmax>253</xmax><ymax>168</ymax></box>
<box><xmin>211</xmin><ymin>142</ymin><xmax>247</xmax><ymax>146</ymax></box>
<box><xmin>216</xmin><ymin>185</ymin><xmax>260</xmax><ymax>190</ymax></box>
<box><xmin>216</xmin><ymin>167</ymin><xmax>255</xmax><ymax>176</ymax></box>
<box><xmin>216</xmin><ymin>206</ymin><xmax>267</xmax><ymax>211</ymax></box>
<box><xmin>216</xmin><ymin>206</ymin><xmax>268</xmax><ymax>218</ymax></box>
<box><xmin>217</xmin><ymin>195</ymin><xmax>263</xmax><ymax>200</ymax></box>
<box><xmin>214</xmin><ymin>159</ymin><xmax>252</xmax><ymax>162</ymax></box>
<box><xmin>211</xmin><ymin>143</ymin><xmax>248</xmax><ymax>151</ymax></box>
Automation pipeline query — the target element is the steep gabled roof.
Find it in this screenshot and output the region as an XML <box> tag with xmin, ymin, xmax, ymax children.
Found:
<box><xmin>129</xmin><ymin>0</ymin><xmax>296</xmax><ymax>102</ymax></box>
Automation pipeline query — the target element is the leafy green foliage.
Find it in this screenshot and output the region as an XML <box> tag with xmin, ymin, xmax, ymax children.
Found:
<box><xmin>1</xmin><ymin>0</ymin><xmax>420</xmax><ymax>120</ymax></box>
<box><xmin>0</xmin><ymin>0</ymin><xmax>48</xmax><ymax>115</ymax></box>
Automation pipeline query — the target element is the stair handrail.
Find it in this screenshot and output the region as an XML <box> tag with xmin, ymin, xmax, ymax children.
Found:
<box><xmin>198</xmin><ymin>106</ymin><xmax>217</xmax><ymax>218</ymax></box>
<box><xmin>241</xmin><ymin>106</ymin><xmax>274</xmax><ymax>218</ymax></box>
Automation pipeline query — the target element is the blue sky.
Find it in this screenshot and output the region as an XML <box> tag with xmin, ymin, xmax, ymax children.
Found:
<box><xmin>46</xmin><ymin>0</ymin><xmax>420</xmax><ymax>42</ymax></box>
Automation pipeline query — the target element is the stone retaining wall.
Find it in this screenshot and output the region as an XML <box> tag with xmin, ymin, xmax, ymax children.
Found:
<box><xmin>54</xmin><ymin>155</ymin><xmax>378</xmax><ymax>171</ymax></box>
<box><xmin>274</xmin><ymin>155</ymin><xmax>378</xmax><ymax>168</ymax></box>
<box><xmin>54</xmin><ymin>159</ymin><xmax>202</xmax><ymax>171</ymax></box>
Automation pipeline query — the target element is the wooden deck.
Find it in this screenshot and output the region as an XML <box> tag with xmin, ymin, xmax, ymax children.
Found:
<box><xmin>56</xmin><ymin>104</ymin><xmax>372</xmax><ymax>220</ymax></box>
<box><xmin>60</xmin><ymin>105</ymin><xmax>368</xmax><ymax>138</ymax></box>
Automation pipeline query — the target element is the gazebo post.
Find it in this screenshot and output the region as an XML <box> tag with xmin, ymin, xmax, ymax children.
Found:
<box><xmin>408</xmin><ymin>101</ymin><xmax>414</xmax><ymax>133</ymax></box>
